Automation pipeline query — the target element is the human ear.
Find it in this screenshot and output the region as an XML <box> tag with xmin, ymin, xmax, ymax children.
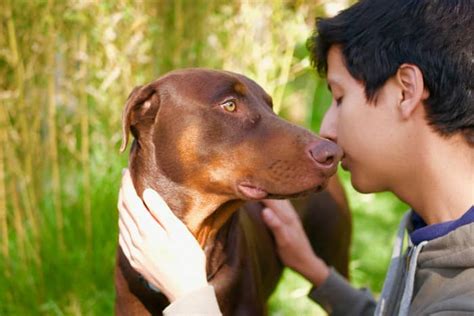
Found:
<box><xmin>396</xmin><ymin>64</ymin><xmax>429</xmax><ymax>119</ymax></box>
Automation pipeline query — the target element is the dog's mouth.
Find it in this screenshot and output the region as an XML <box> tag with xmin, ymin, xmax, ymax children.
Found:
<box><xmin>237</xmin><ymin>181</ymin><xmax>326</xmax><ymax>200</ymax></box>
<box><xmin>237</xmin><ymin>183</ymin><xmax>268</xmax><ymax>200</ymax></box>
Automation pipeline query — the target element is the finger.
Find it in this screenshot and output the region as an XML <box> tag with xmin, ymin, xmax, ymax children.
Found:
<box><xmin>262</xmin><ymin>207</ymin><xmax>286</xmax><ymax>235</ymax></box>
<box><xmin>130</xmin><ymin>209</ymin><xmax>168</xmax><ymax>242</ymax></box>
<box><xmin>262</xmin><ymin>199</ymin><xmax>297</xmax><ymax>223</ymax></box>
<box><xmin>117</xmin><ymin>187</ymin><xmax>123</xmax><ymax>211</ymax></box>
<box><xmin>118</xmin><ymin>233</ymin><xmax>134</xmax><ymax>265</ymax></box>
<box><xmin>118</xmin><ymin>182</ymin><xmax>142</xmax><ymax>236</ymax></box>
<box><xmin>118</xmin><ymin>188</ymin><xmax>136</xmax><ymax>252</ymax></box>
<box><xmin>118</xmin><ymin>210</ymin><xmax>136</xmax><ymax>259</ymax></box>
<box><xmin>121</xmin><ymin>170</ymin><xmax>143</xmax><ymax>207</ymax></box>
<box><xmin>262</xmin><ymin>207</ymin><xmax>294</xmax><ymax>248</ymax></box>
<box><xmin>121</xmin><ymin>172</ymin><xmax>165</xmax><ymax>235</ymax></box>
<box><xmin>143</xmin><ymin>188</ymin><xmax>183</xmax><ymax>233</ymax></box>
<box><xmin>119</xmin><ymin>210</ymin><xmax>142</xmax><ymax>248</ymax></box>
<box><xmin>119</xmin><ymin>230</ymin><xmax>132</xmax><ymax>257</ymax></box>
<box><xmin>121</xmin><ymin>170</ymin><xmax>149</xmax><ymax>223</ymax></box>
<box><xmin>120</xmin><ymin>185</ymin><xmax>168</xmax><ymax>243</ymax></box>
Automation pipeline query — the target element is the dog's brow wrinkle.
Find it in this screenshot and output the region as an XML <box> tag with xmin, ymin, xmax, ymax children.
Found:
<box><xmin>211</xmin><ymin>87</ymin><xmax>237</xmax><ymax>104</ymax></box>
<box><xmin>233</xmin><ymin>82</ymin><xmax>247</xmax><ymax>96</ymax></box>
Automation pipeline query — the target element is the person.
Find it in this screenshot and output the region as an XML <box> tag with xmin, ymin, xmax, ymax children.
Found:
<box><xmin>117</xmin><ymin>0</ymin><xmax>474</xmax><ymax>315</ymax></box>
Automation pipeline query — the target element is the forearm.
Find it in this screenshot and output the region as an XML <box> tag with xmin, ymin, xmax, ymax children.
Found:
<box><xmin>294</xmin><ymin>253</ymin><xmax>375</xmax><ymax>316</ymax></box>
<box><xmin>295</xmin><ymin>253</ymin><xmax>330</xmax><ymax>287</ymax></box>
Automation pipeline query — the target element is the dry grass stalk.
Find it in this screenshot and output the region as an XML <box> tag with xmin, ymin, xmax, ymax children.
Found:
<box><xmin>79</xmin><ymin>34</ymin><xmax>92</xmax><ymax>249</ymax></box>
<box><xmin>8</xmin><ymin>151</ymin><xmax>41</xmax><ymax>269</ymax></box>
<box><xmin>10</xmin><ymin>181</ymin><xmax>27</xmax><ymax>266</ymax></box>
<box><xmin>6</xmin><ymin>0</ymin><xmax>40</xmax><ymax>219</ymax></box>
<box><xmin>0</xmin><ymin>102</ymin><xmax>8</xmax><ymax>260</ymax></box>
<box><xmin>4</xmin><ymin>0</ymin><xmax>42</xmax><ymax>269</ymax></box>
<box><xmin>46</xmin><ymin>19</ymin><xmax>64</xmax><ymax>250</ymax></box>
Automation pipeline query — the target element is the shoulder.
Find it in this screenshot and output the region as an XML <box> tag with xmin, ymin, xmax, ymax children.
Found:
<box><xmin>410</xmin><ymin>223</ymin><xmax>474</xmax><ymax>315</ymax></box>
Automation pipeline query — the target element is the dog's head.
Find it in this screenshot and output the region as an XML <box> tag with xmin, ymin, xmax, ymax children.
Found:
<box><xmin>121</xmin><ymin>68</ymin><xmax>342</xmax><ymax>202</ymax></box>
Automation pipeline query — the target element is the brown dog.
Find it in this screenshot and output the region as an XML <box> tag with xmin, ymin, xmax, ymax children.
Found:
<box><xmin>116</xmin><ymin>68</ymin><xmax>351</xmax><ymax>315</ymax></box>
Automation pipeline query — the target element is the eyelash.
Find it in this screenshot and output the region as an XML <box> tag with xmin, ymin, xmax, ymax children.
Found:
<box><xmin>335</xmin><ymin>97</ymin><xmax>343</xmax><ymax>106</ymax></box>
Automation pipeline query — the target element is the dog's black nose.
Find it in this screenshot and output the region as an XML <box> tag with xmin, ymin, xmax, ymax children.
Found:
<box><xmin>308</xmin><ymin>140</ymin><xmax>343</xmax><ymax>173</ymax></box>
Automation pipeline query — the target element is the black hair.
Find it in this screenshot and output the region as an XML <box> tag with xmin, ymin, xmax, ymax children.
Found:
<box><xmin>308</xmin><ymin>0</ymin><xmax>473</xmax><ymax>144</ymax></box>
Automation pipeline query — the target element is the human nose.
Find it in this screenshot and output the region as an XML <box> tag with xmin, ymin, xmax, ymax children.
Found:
<box><xmin>319</xmin><ymin>103</ymin><xmax>338</xmax><ymax>143</ymax></box>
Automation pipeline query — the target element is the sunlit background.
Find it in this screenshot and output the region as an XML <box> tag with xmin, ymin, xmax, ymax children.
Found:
<box><xmin>0</xmin><ymin>0</ymin><xmax>407</xmax><ymax>315</ymax></box>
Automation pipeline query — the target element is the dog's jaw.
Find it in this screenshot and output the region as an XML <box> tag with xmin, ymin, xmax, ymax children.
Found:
<box><xmin>128</xmin><ymin>151</ymin><xmax>243</xmax><ymax>249</ymax></box>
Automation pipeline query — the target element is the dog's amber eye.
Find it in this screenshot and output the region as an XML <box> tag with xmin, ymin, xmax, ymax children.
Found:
<box><xmin>221</xmin><ymin>100</ymin><xmax>236</xmax><ymax>112</ymax></box>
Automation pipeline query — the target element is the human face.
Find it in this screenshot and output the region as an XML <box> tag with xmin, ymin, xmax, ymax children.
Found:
<box><xmin>320</xmin><ymin>46</ymin><xmax>408</xmax><ymax>193</ymax></box>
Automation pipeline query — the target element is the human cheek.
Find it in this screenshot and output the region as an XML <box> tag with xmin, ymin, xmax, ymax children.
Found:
<box><xmin>336</xmin><ymin>106</ymin><xmax>360</xmax><ymax>156</ymax></box>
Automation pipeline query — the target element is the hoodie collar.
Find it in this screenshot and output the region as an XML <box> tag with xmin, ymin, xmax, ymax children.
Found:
<box><xmin>410</xmin><ymin>205</ymin><xmax>474</xmax><ymax>245</ymax></box>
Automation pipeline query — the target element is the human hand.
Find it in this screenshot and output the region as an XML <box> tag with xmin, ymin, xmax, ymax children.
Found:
<box><xmin>261</xmin><ymin>200</ymin><xmax>330</xmax><ymax>286</ymax></box>
<box><xmin>118</xmin><ymin>169</ymin><xmax>208</xmax><ymax>302</ymax></box>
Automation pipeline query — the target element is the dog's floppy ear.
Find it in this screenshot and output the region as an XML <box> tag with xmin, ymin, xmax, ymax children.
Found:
<box><xmin>120</xmin><ymin>83</ymin><xmax>160</xmax><ymax>152</ymax></box>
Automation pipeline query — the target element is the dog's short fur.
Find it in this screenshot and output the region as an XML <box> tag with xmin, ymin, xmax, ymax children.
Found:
<box><xmin>115</xmin><ymin>68</ymin><xmax>352</xmax><ymax>315</ymax></box>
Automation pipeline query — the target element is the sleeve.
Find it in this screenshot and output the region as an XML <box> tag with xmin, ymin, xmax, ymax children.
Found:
<box><xmin>308</xmin><ymin>268</ymin><xmax>376</xmax><ymax>316</ymax></box>
<box><xmin>163</xmin><ymin>285</ymin><xmax>222</xmax><ymax>316</ymax></box>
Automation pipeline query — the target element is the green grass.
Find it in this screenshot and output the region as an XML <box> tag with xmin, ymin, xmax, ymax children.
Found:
<box><xmin>269</xmin><ymin>269</ymin><xmax>325</xmax><ymax>316</ymax></box>
<box><xmin>0</xmin><ymin>159</ymin><xmax>125</xmax><ymax>316</ymax></box>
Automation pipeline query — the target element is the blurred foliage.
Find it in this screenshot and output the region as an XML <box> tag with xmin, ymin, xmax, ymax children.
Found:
<box><xmin>0</xmin><ymin>0</ymin><xmax>406</xmax><ymax>315</ymax></box>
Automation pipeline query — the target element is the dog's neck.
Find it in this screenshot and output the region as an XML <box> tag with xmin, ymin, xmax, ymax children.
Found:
<box><xmin>129</xmin><ymin>149</ymin><xmax>243</xmax><ymax>249</ymax></box>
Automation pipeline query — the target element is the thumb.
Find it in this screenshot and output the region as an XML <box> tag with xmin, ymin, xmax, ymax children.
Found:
<box><xmin>143</xmin><ymin>188</ymin><xmax>182</xmax><ymax>232</ymax></box>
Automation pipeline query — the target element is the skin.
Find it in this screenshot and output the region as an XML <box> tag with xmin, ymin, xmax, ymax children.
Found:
<box><xmin>118</xmin><ymin>45</ymin><xmax>474</xmax><ymax>304</ymax></box>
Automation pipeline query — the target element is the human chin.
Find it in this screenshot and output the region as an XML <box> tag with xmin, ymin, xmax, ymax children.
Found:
<box><xmin>349</xmin><ymin>172</ymin><xmax>380</xmax><ymax>194</ymax></box>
